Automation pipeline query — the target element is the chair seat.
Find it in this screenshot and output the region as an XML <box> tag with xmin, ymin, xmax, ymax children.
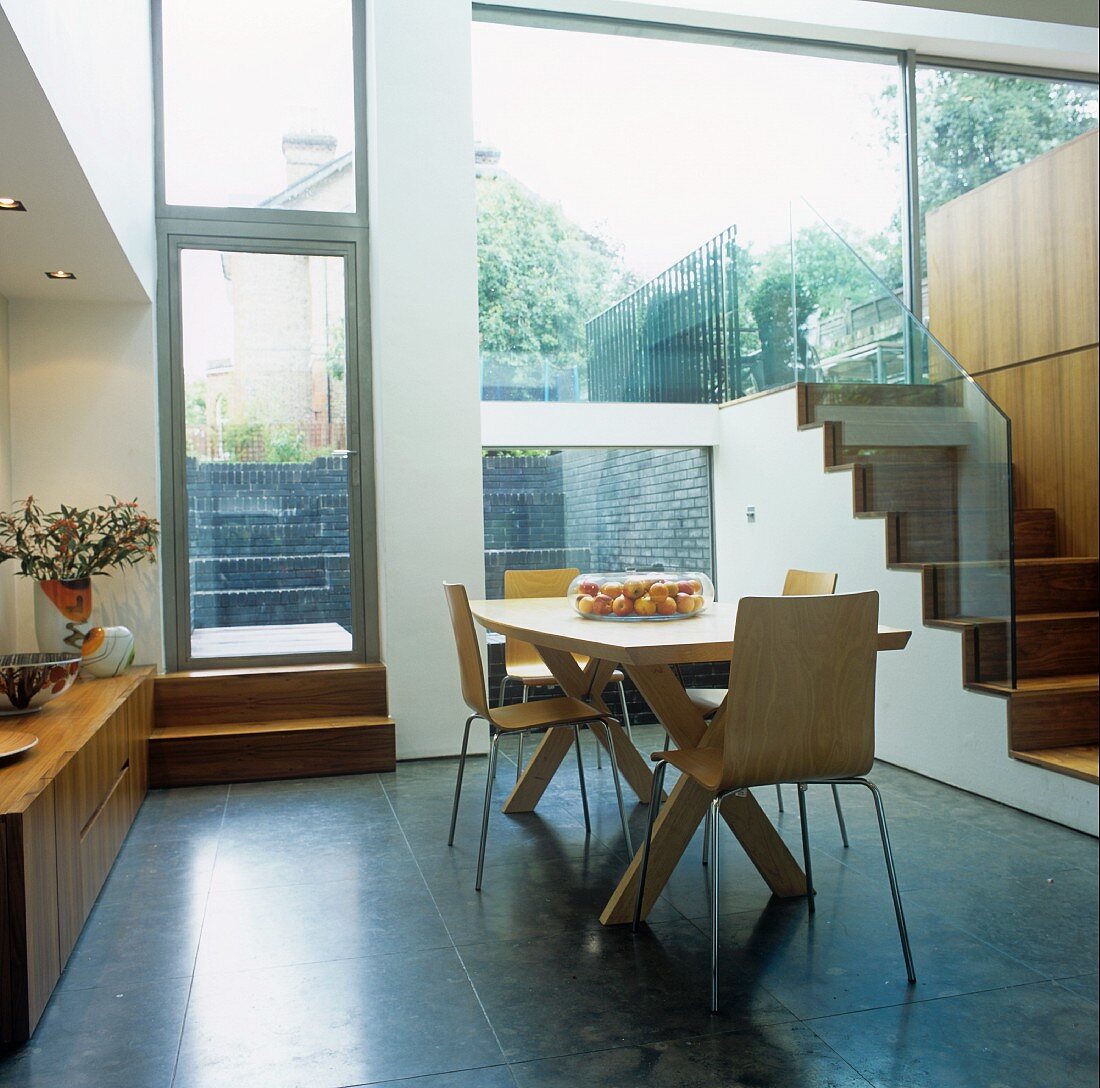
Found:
<box><xmin>489</xmin><ymin>695</ymin><xmax>605</xmax><ymax>733</ymax></box>
<box><xmin>685</xmin><ymin>687</ymin><xmax>725</xmax><ymax>715</ymax></box>
<box><xmin>508</xmin><ymin>661</ymin><xmax>625</xmax><ymax>685</ymax></box>
<box><xmin>654</xmin><ymin>746</ymin><xmax>725</xmax><ymax>791</ymax></box>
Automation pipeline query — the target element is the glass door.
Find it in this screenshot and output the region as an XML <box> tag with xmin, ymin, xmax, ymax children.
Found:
<box><xmin>168</xmin><ymin>240</ymin><xmax>368</xmax><ymax>667</ymax></box>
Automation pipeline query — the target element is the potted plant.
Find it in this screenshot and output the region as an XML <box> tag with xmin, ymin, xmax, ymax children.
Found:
<box><xmin>0</xmin><ymin>496</ymin><xmax>160</xmax><ymax>653</ymax></box>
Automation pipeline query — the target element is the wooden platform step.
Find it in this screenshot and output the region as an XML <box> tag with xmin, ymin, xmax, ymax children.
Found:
<box><xmin>1015</xmin><ymin>558</ymin><xmax>1098</xmax><ymax>614</ymax></box>
<box><xmin>1010</xmin><ymin>745</ymin><xmax>1099</xmax><ymax>784</ymax></box>
<box><xmin>155</xmin><ymin>662</ymin><xmax>388</xmax><ymax>726</ymax></box>
<box><xmin>885</xmin><ymin>507</ymin><xmax>1056</xmax><ymax>567</ymax></box>
<box><xmin>149</xmin><ymin>715</ymin><xmax>396</xmax><ymax>788</ymax></box>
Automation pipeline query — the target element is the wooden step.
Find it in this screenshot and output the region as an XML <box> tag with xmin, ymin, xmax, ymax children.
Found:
<box><xmin>1015</xmin><ymin>558</ymin><xmax>1098</xmax><ymax>613</ymax></box>
<box><xmin>1015</xmin><ymin>613</ymin><xmax>1098</xmax><ymax>680</ymax></box>
<box><xmin>1010</xmin><ymin>745</ymin><xmax>1099</xmax><ymax>784</ymax></box>
<box><xmin>823</xmin><ymin>422</ymin><xmax>960</xmax><ymax>469</ymax></box>
<box><xmin>797</xmin><ymin>381</ymin><xmax>951</xmax><ymax>427</ymax></box>
<box><xmin>148</xmin><ymin>715</ymin><xmax>396</xmax><ymax>788</ymax></box>
<box><xmin>1014</xmin><ymin>508</ymin><xmax>1058</xmax><ymax>560</ymax></box>
<box><xmin>886</xmin><ymin>508</ymin><xmax>1054</xmax><ymax>567</ymax></box>
<box><xmin>998</xmin><ymin>675</ymin><xmax>1100</xmax><ymax>750</ymax></box>
<box><xmin>154</xmin><ymin>663</ymin><xmax>388</xmax><ymax>726</ymax></box>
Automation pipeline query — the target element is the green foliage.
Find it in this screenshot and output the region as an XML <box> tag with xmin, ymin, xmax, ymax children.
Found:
<box><xmin>747</xmin><ymin>269</ymin><xmax>815</xmax><ymax>385</ymax></box>
<box><xmin>477</xmin><ymin>174</ymin><xmax>638</xmax><ymax>381</ymax></box>
<box><xmin>185</xmin><ymin>380</ymin><xmax>207</xmax><ymax>427</ymax></box>
<box><xmin>219</xmin><ymin>420</ymin><xmax>322</xmax><ymax>464</ymax></box>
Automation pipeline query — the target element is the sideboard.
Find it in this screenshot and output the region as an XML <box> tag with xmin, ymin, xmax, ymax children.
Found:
<box><xmin>1</xmin><ymin>668</ymin><xmax>154</xmax><ymax>1043</ymax></box>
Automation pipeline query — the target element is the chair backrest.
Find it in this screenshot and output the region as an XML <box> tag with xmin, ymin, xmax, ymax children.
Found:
<box><xmin>503</xmin><ymin>567</ymin><xmax>579</xmax><ymax>671</ymax></box>
<box><xmin>442</xmin><ymin>582</ymin><xmax>491</xmax><ymax>718</ymax></box>
<box><xmin>783</xmin><ymin>569</ymin><xmax>838</xmax><ymax>597</ymax></box>
<box><xmin>720</xmin><ymin>591</ymin><xmax>879</xmax><ymax>790</ymax></box>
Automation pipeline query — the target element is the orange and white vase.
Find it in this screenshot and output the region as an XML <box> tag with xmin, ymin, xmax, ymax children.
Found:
<box><xmin>81</xmin><ymin>626</ymin><xmax>135</xmax><ymax>678</ymax></box>
<box><xmin>34</xmin><ymin>578</ymin><xmax>93</xmax><ymax>655</ymax></box>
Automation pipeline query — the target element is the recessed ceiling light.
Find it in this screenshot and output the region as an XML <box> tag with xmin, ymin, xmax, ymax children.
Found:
<box><xmin>0</xmin><ymin>197</ymin><xmax>27</xmax><ymax>211</ymax></box>
<box><xmin>44</xmin><ymin>270</ymin><xmax>77</xmax><ymax>280</ymax></box>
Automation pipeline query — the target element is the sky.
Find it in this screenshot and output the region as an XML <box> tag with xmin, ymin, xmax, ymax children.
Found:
<box><xmin>471</xmin><ymin>21</ymin><xmax>904</xmax><ymax>279</ymax></box>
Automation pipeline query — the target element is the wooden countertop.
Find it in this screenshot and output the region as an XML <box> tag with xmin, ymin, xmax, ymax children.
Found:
<box><xmin>0</xmin><ymin>667</ymin><xmax>155</xmax><ymax>814</ymax></box>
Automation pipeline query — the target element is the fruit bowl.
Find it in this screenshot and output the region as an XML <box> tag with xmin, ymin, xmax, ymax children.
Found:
<box><xmin>0</xmin><ymin>654</ymin><xmax>82</xmax><ymax>716</ymax></box>
<box><xmin>569</xmin><ymin>572</ymin><xmax>714</xmax><ymax>621</ymax></box>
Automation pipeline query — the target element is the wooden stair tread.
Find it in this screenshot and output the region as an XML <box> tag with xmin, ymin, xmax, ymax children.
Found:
<box><xmin>160</xmin><ymin>663</ymin><xmax>384</xmax><ymax>680</ymax></box>
<box><xmin>1010</xmin><ymin>745</ymin><xmax>1099</xmax><ymax>784</ymax></box>
<box><xmin>968</xmin><ymin>674</ymin><xmax>1098</xmax><ymax>695</ymax></box>
<box><xmin>152</xmin><ymin>715</ymin><xmax>394</xmax><ymax>740</ymax></box>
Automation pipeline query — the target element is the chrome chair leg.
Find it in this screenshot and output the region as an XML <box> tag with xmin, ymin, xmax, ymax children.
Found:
<box><xmin>701</xmin><ymin>802</ymin><xmax>711</xmax><ymax>866</ymax></box>
<box><xmin>497</xmin><ymin>675</ymin><xmax>510</xmax><ymax>708</ymax></box>
<box><xmin>573</xmin><ymin>725</ymin><xmax>591</xmax><ymax>833</ymax></box>
<box><xmin>797</xmin><ymin>783</ymin><xmax>814</xmax><ymax>913</ymax></box>
<box><xmin>776</xmin><ymin>784</ymin><xmax>785</xmax><ymax>812</ymax></box>
<box><xmin>832</xmin><ymin>783</ymin><xmax>849</xmax><ymax>848</ymax></box>
<box><xmin>600</xmin><ymin>720</ymin><xmax>633</xmax><ymax>855</ymax></box>
<box><xmin>861</xmin><ymin>778</ymin><xmax>916</xmax><ymax>983</ymax></box>
<box><xmin>475</xmin><ymin>732</ymin><xmax>501</xmax><ymax>891</ymax></box>
<box><xmin>617</xmin><ymin>680</ymin><xmax>633</xmax><ymax>741</ymax></box>
<box><xmin>632</xmin><ymin>760</ymin><xmax>667</xmax><ymax>932</ymax></box>
<box><xmin>709</xmin><ymin>793</ymin><xmax>723</xmax><ymax>1013</ymax></box>
<box><xmin>448</xmin><ymin>713</ymin><xmax>478</xmax><ymax>847</ymax></box>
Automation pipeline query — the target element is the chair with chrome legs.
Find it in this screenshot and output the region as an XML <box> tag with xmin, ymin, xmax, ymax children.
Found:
<box><xmin>685</xmin><ymin>569</ymin><xmax>850</xmax><ymax>850</ymax></box>
<box><xmin>499</xmin><ymin>568</ymin><xmax>633</xmax><ymax>777</ymax></box>
<box><xmin>633</xmin><ymin>591</ymin><xmax>915</xmax><ymax>1013</ymax></box>
<box><xmin>444</xmin><ymin>583</ymin><xmax>633</xmax><ymax>890</ymax></box>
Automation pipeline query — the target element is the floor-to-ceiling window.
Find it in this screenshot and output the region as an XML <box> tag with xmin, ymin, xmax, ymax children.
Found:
<box><xmin>472</xmin><ymin>15</ymin><xmax>906</xmax><ymax>404</ymax></box>
<box><xmin>155</xmin><ymin>0</ymin><xmax>375</xmax><ymax>669</ymax></box>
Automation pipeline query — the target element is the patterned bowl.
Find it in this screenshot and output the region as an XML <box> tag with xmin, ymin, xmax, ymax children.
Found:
<box><xmin>0</xmin><ymin>654</ymin><xmax>82</xmax><ymax>716</ymax></box>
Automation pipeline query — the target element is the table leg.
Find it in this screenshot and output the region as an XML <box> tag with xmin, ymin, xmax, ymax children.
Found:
<box><xmin>502</xmin><ymin>648</ymin><xmax>654</xmax><ymax>813</ymax></box>
<box><xmin>600</xmin><ymin>663</ymin><xmax>807</xmax><ymax>925</ymax></box>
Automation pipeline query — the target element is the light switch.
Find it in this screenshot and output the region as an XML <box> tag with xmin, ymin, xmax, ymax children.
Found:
<box><xmin>746</xmin><ymin>506</ymin><xmax>756</xmax><ymax>523</ymax></box>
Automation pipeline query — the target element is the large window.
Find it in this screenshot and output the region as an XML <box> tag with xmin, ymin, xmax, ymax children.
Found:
<box><xmin>160</xmin><ymin>0</ymin><xmax>356</xmax><ymax>212</ymax></box>
<box><xmin>472</xmin><ymin>18</ymin><xmax>904</xmax><ymax>403</ymax></box>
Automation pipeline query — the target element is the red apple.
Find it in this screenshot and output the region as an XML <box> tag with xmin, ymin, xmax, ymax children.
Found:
<box><xmin>677</xmin><ymin>580</ymin><xmax>694</xmax><ymax>595</ymax></box>
<box><xmin>592</xmin><ymin>593</ymin><xmax>614</xmax><ymax>616</ymax></box>
<box><xmin>580</xmin><ymin>579</ymin><xmax>600</xmax><ymax>597</ymax></box>
<box><xmin>649</xmin><ymin>582</ymin><xmax>671</xmax><ymax>602</ymax></box>
<box><xmin>676</xmin><ymin>592</ymin><xmax>695</xmax><ymax>614</ymax></box>
<box><xmin>656</xmin><ymin>596</ymin><xmax>678</xmax><ymax>616</ymax></box>
<box><xmin>601</xmin><ymin>581</ymin><xmax>624</xmax><ymax>599</ymax></box>
<box><xmin>612</xmin><ymin>595</ymin><xmax>635</xmax><ymax>617</ymax></box>
<box><xmin>623</xmin><ymin>577</ymin><xmax>646</xmax><ymax>600</ymax></box>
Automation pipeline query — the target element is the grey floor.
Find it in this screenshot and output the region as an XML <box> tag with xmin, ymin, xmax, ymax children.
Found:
<box><xmin>1</xmin><ymin>724</ymin><xmax>1097</xmax><ymax>1088</ymax></box>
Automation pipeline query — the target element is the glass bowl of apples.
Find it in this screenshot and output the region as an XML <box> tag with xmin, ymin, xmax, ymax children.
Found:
<box><xmin>569</xmin><ymin>572</ymin><xmax>714</xmax><ymax>621</ymax></box>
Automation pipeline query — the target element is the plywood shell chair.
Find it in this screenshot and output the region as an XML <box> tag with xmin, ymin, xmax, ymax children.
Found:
<box><xmin>443</xmin><ymin>582</ymin><xmax>633</xmax><ymax>890</ymax></box>
<box><xmin>633</xmin><ymin>591</ymin><xmax>915</xmax><ymax>1012</ymax></box>
<box><xmin>500</xmin><ymin>567</ymin><xmax>633</xmax><ymax>777</ymax></box>
<box><xmin>687</xmin><ymin>569</ymin><xmax>849</xmax><ymax>847</ymax></box>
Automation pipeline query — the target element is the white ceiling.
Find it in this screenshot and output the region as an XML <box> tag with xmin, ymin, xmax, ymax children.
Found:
<box><xmin>0</xmin><ymin>8</ymin><xmax>147</xmax><ymax>303</ymax></box>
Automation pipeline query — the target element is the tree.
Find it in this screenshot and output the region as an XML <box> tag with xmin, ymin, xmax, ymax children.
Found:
<box><xmin>880</xmin><ymin>72</ymin><xmax>1097</xmax><ymax>218</ymax></box>
<box><xmin>477</xmin><ymin>173</ymin><xmax>637</xmax><ymax>393</ymax></box>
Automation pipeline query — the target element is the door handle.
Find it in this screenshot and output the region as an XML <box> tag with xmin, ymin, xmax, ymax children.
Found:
<box><xmin>333</xmin><ymin>449</ymin><xmax>358</xmax><ymax>456</ymax></box>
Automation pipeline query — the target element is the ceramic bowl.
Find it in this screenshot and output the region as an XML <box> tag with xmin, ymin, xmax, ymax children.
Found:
<box><xmin>0</xmin><ymin>653</ymin><xmax>82</xmax><ymax>716</ymax></box>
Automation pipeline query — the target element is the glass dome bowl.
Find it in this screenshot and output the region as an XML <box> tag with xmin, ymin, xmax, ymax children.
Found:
<box><xmin>568</xmin><ymin>572</ymin><xmax>714</xmax><ymax>621</ymax></box>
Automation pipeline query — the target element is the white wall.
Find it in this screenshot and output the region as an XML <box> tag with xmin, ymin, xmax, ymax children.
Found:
<box><xmin>366</xmin><ymin>0</ymin><xmax>487</xmax><ymax>759</ymax></box>
<box><xmin>7</xmin><ymin>301</ymin><xmax>163</xmax><ymax>667</ymax></box>
<box><xmin>0</xmin><ymin>0</ymin><xmax>156</xmax><ymax>298</ymax></box>
<box><xmin>0</xmin><ymin>294</ymin><xmax>12</xmax><ymax>653</ymax></box>
<box><xmin>713</xmin><ymin>387</ymin><xmax>1097</xmax><ymax>834</ymax></box>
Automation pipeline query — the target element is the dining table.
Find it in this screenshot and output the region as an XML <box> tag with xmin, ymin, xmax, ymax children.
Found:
<box><xmin>467</xmin><ymin>596</ymin><xmax>912</xmax><ymax>926</ymax></box>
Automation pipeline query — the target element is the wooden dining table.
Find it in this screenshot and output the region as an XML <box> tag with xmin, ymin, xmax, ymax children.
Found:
<box><xmin>468</xmin><ymin>597</ymin><xmax>912</xmax><ymax>926</ymax></box>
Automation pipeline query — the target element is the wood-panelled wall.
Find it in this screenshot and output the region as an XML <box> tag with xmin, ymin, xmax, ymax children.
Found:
<box><xmin>927</xmin><ymin>129</ymin><xmax>1099</xmax><ymax>558</ymax></box>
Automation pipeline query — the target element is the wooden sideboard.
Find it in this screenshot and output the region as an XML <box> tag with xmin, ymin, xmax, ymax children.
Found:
<box><xmin>0</xmin><ymin>668</ymin><xmax>154</xmax><ymax>1043</ymax></box>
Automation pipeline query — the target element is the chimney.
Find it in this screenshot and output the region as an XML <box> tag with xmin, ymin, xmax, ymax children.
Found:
<box><xmin>282</xmin><ymin>130</ymin><xmax>338</xmax><ymax>186</ymax></box>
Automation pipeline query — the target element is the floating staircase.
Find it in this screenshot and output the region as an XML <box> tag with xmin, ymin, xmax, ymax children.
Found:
<box><xmin>798</xmin><ymin>381</ymin><xmax>1099</xmax><ymax>784</ymax></box>
<box><xmin>149</xmin><ymin>663</ymin><xmax>394</xmax><ymax>787</ymax></box>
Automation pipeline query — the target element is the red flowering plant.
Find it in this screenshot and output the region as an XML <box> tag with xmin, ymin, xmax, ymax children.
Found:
<box><xmin>0</xmin><ymin>496</ymin><xmax>160</xmax><ymax>580</ymax></box>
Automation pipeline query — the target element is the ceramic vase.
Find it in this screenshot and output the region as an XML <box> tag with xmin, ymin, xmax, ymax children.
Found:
<box><xmin>34</xmin><ymin>578</ymin><xmax>93</xmax><ymax>655</ymax></box>
<box><xmin>80</xmin><ymin>626</ymin><xmax>136</xmax><ymax>678</ymax></box>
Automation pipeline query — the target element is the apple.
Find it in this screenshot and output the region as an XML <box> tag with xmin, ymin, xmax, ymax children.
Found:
<box><xmin>677</xmin><ymin>580</ymin><xmax>694</xmax><ymax>595</ymax></box>
<box><xmin>623</xmin><ymin>577</ymin><xmax>646</xmax><ymax>600</ymax></box>
<box><xmin>592</xmin><ymin>593</ymin><xmax>614</xmax><ymax>616</ymax></box>
<box><xmin>656</xmin><ymin>596</ymin><xmax>678</xmax><ymax>616</ymax></box>
<box><xmin>601</xmin><ymin>581</ymin><xmax>624</xmax><ymax>599</ymax></box>
<box><xmin>576</xmin><ymin>594</ymin><xmax>596</xmax><ymax>615</ymax></box>
<box><xmin>688</xmin><ymin>578</ymin><xmax>703</xmax><ymax>593</ymax></box>
<box><xmin>675</xmin><ymin>592</ymin><xmax>695</xmax><ymax>614</ymax></box>
<box><xmin>634</xmin><ymin>596</ymin><xmax>657</xmax><ymax>617</ymax></box>
<box><xmin>648</xmin><ymin>582</ymin><xmax>670</xmax><ymax>602</ymax></box>
<box><xmin>692</xmin><ymin>594</ymin><xmax>706</xmax><ymax>611</ymax></box>
<box><xmin>580</xmin><ymin>579</ymin><xmax>600</xmax><ymax>597</ymax></box>
<box><xmin>612</xmin><ymin>595</ymin><xmax>635</xmax><ymax>617</ymax></box>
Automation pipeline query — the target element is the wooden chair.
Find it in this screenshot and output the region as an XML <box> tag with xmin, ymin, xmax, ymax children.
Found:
<box><xmin>633</xmin><ymin>591</ymin><xmax>915</xmax><ymax>1012</ymax></box>
<box><xmin>686</xmin><ymin>569</ymin><xmax>849</xmax><ymax>847</ymax></box>
<box><xmin>500</xmin><ymin>568</ymin><xmax>633</xmax><ymax>778</ymax></box>
<box><xmin>443</xmin><ymin>583</ymin><xmax>633</xmax><ymax>890</ymax></box>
